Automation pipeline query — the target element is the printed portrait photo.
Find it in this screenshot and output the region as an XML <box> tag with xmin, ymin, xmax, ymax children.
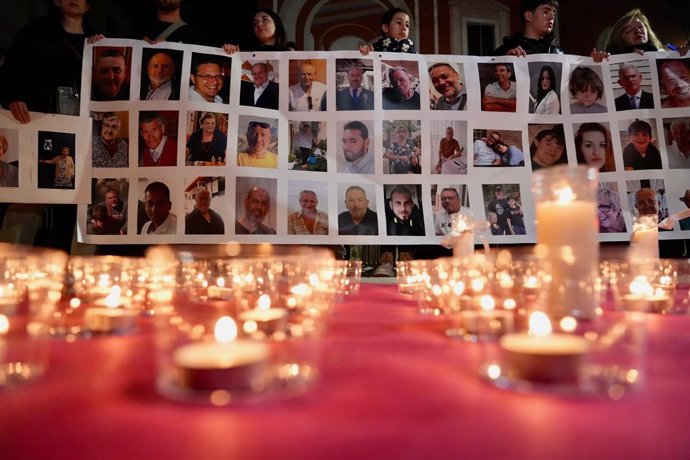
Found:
<box><xmin>0</xmin><ymin>128</ymin><xmax>19</xmax><ymax>188</ymax></box>
<box><xmin>184</xmin><ymin>176</ymin><xmax>226</xmax><ymax>235</ymax></box>
<box><xmin>289</xmin><ymin>120</ymin><xmax>326</xmax><ymax>172</ymax></box>
<box><xmin>431</xmin><ymin>120</ymin><xmax>467</xmax><ymax>174</ymax></box>
<box><xmin>288</xmin><ymin>59</ymin><xmax>327</xmax><ymax>111</ymax></box>
<box><xmin>185</xmin><ymin>111</ymin><xmax>228</xmax><ymax>166</ymax></box>
<box><xmin>91</xmin><ymin>46</ymin><xmax>133</xmax><ymax>101</ymax></box>
<box><xmin>479</xmin><ymin>62</ymin><xmax>516</xmax><ymax>113</ymax></box>
<box><xmin>287</xmin><ymin>180</ymin><xmax>329</xmax><ymax>235</ymax></box>
<box><xmin>138</xmin><ymin>111</ymin><xmax>179</xmax><ymax>167</ymax></box>
<box><xmin>138</xmin><ymin>178</ymin><xmax>177</xmax><ymax>235</ymax></box>
<box><xmin>140</xmin><ymin>48</ymin><xmax>183</xmax><ymax>101</ymax></box>
<box><xmin>337</xmin><ymin>120</ymin><xmax>375</xmax><ymax>175</ymax></box>
<box><xmin>87</xmin><ymin>178</ymin><xmax>129</xmax><ymax>235</ymax></box>
<box><xmin>428</xmin><ymin>61</ymin><xmax>467</xmax><ymax>111</ymax></box>
<box><xmin>381</xmin><ymin>60</ymin><xmax>421</xmax><ymax>110</ymax></box>
<box><xmin>337</xmin><ymin>183</ymin><xmax>379</xmax><ymax>236</ymax></box>
<box><xmin>481</xmin><ymin>183</ymin><xmax>526</xmax><ymax>236</ymax></box>
<box><xmin>383</xmin><ymin>120</ymin><xmax>421</xmax><ymax>174</ymax></box>
<box><xmin>91</xmin><ymin>111</ymin><xmax>129</xmax><ymax>168</ymax></box>
<box><xmin>618</xmin><ymin>118</ymin><xmax>661</xmax><ymax>171</ymax></box>
<box><xmin>573</xmin><ymin>122</ymin><xmax>616</xmax><ymax>173</ymax></box>
<box><xmin>473</xmin><ymin>128</ymin><xmax>525</xmax><ymax>167</ymax></box>
<box><xmin>431</xmin><ymin>184</ymin><xmax>469</xmax><ymax>236</ymax></box>
<box><xmin>336</xmin><ymin>58</ymin><xmax>375</xmax><ymax>111</ymax></box>
<box><xmin>656</xmin><ymin>58</ymin><xmax>690</xmax><ymax>109</ymax></box>
<box><xmin>568</xmin><ymin>65</ymin><xmax>608</xmax><ymax>114</ymax></box>
<box><xmin>240</xmin><ymin>59</ymin><xmax>280</xmax><ymax>110</ymax></box>
<box><xmin>384</xmin><ymin>183</ymin><xmax>425</xmax><ymax>236</ymax></box>
<box><xmin>609</xmin><ymin>60</ymin><xmax>654</xmax><ymax>111</ymax></box>
<box><xmin>597</xmin><ymin>182</ymin><xmax>627</xmax><ymax>234</ymax></box>
<box><xmin>626</xmin><ymin>178</ymin><xmax>668</xmax><ymax>224</ymax></box>
<box><xmin>235</xmin><ymin>176</ymin><xmax>278</xmax><ymax>235</ymax></box>
<box><xmin>528</xmin><ymin>61</ymin><xmax>562</xmax><ymax>114</ymax></box>
<box><xmin>37</xmin><ymin>131</ymin><xmax>76</xmax><ymax>189</ymax></box>
<box><xmin>528</xmin><ymin>123</ymin><xmax>567</xmax><ymax>171</ymax></box>
<box><xmin>662</xmin><ymin>117</ymin><xmax>690</xmax><ymax>169</ymax></box>
<box><xmin>189</xmin><ymin>52</ymin><xmax>232</xmax><ymax>104</ymax></box>
<box><xmin>237</xmin><ymin>115</ymin><xmax>279</xmax><ymax>169</ymax></box>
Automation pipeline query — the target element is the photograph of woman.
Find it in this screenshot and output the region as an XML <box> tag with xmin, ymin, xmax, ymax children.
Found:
<box><xmin>186</xmin><ymin>112</ymin><xmax>227</xmax><ymax>165</ymax></box>
<box><xmin>575</xmin><ymin>122</ymin><xmax>616</xmax><ymax>172</ymax></box>
<box><xmin>597</xmin><ymin>184</ymin><xmax>627</xmax><ymax>233</ymax></box>
<box><xmin>529</xmin><ymin>63</ymin><xmax>561</xmax><ymax>114</ymax></box>
<box><xmin>384</xmin><ymin>122</ymin><xmax>421</xmax><ymax>174</ymax></box>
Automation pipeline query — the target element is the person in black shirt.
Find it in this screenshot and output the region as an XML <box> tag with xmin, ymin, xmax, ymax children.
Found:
<box><xmin>129</xmin><ymin>0</ymin><xmax>212</xmax><ymax>46</ymax></box>
<box><xmin>493</xmin><ymin>0</ymin><xmax>562</xmax><ymax>56</ymax></box>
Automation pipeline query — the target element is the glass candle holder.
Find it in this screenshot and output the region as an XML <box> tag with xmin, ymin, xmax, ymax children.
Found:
<box><xmin>1</xmin><ymin>245</ymin><xmax>67</xmax><ymax>389</ymax></box>
<box><xmin>607</xmin><ymin>260</ymin><xmax>681</xmax><ymax>314</ymax></box>
<box><xmin>532</xmin><ymin>165</ymin><xmax>599</xmax><ymax>320</ymax></box>
<box><xmin>630</xmin><ymin>214</ymin><xmax>660</xmax><ymax>261</ymax></box>
<box><xmin>334</xmin><ymin>260</ymin><xmax>363</xmax><ymax>297</ymax></box>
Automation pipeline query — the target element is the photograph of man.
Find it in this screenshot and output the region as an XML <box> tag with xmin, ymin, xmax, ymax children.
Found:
<box><xmin>529</xmin><ymin>124</ymin><xmax>567</xmax><ymax>170</ymax></box>
<box><xmin>473</xmin><ymin>131</ymin><xmax>502</xmax><ymax>166</ymax></box>
<box><xmin>614</xmin><ymin>62</ymin><xmax>654</xmax><ymax>111</ymax></box>
<box><xmin>92</xmin><ymin>112</ymin><xmax>128</xmax><ymax>168</ymax></box>
<box><xmin>338</xmin><ymin>185</ymin><xmax>378</xmax><ymax>235</ymax></box>
<box><xmin>0</xmin><ymin>131</ymin><xmax>19</xmax><ymax>188</ymax></box>
<box><xmin>140</xmin><ymin>49</ymin><xmax>181</xmax><ymax>101</ymax></box>
<box><xmin>336</xmin><ymin>62</ymin><xmax>375</xmax><ymax>111</ymax></box>
<box><xmin>621</xmin><ymin>119</ymin><xmax>662</xmax><ymax>170</ymax></box>
<box><xmin>289</xmin><ymin>60</ymin><xmax>327</xmax><ymax>111</ymax></box>
<box><xmin>240</xmin><ymin>61</ymin><xmax>279</xmax><ymax>110</ymax></box>
<box><xmin>138</xmin><ymin>111</ymin><xmax>177</xmax><ymax>167</ymax></box>
<box><xmin>483</xmin><ymin>184</ymin><xmax>518</xmax><ymax>235</ymax></box>
<box><xmin>189</xmin><ymin>54</ymin><xmax>230</xmax><ymax>104</ymax></box>
<box><xmin>185</xmin><ymin>187</ymin><xmax>224</xmax><ymax>235</ymax></box>
<box><xmin>235</xmin><ymin>185</ymin><xmax>276</xmax><ymax>235</ymax></box>
<box><xmin>382</xmin><ymin>64</ymin><xmax>420</xmax><ymax>110</ymax></box>
<box><xmin>338</xmin><ymin>120</ymin><xmax>374</xmax><ymax>174</ymax></box>
<box><xmin>186</xmin><ymin>112</ymin><xmax>227</xmax><ymax>165</ymax></box>
<box><xmin>288</xmin><ymin>189</ymin><xmax>329</xmax><ymax>235</ymax></box>
<box><xmin>139</xmin><ymin>180</ymin><xmax>176</xmax><ymax>235</ymax></box>
<box><xmin>657</xmin><ymin>59</ymin><xmax>690</xmax><ymax>109</ymax></box>
<box><xmin>481</xmin><ymin>63</ymin><xmax>516</xmax><ymax>112</ymax></box>
<box><xmin>433</xmin><ymin>186</ymin><xmax>468</xmax><ymax>236</ymax></box>
<box><xmin>429</xmin><ymin>62</ymin><xmax>466</xmax><ymax>110</ymax></box>
<box><xmin>39</xmin><ymin>146</ymin><xmax>75</xmax><ymax>189</ymax></box>
<box><xmin>92</xmin><ymin>47</ymin><xmax>130</xmax><ymax>101</ymax></box>
<box><xmin>237</xmin><ymin>118</ymin><xmax>278</xmax><ymax>168</ymax></box>
<box><xmin>435</xmin><ymin>125</ymin><xmax>465</xmax><ymax>174</ymax></box>
<box><xmin>666</xmin><ymin>118</ymin><xmax>690</xmax><ymax>168</ymax></box>
<box><xmin>88</xmin><ymin>184</ymin><xmax>128</xmax><ymax>235</ymax></box>
<box><xmin>385</xmin><ymin>184</ymin><xmax>425</xmax><ymax>236</ymax></box>
<box><xmin>528</xmin><ymin>62</ymin><xmax>561</xmax><ymax>114</ymax></box>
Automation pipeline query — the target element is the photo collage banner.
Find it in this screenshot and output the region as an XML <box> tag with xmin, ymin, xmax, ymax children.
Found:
<box><xmin>68</xmin><ymin>39</ymin><xmax>689</xmax><ymax>245</ymax></box>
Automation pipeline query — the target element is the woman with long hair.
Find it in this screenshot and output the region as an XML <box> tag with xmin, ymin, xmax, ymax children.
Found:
<box><xmin>533</xmin><ymin>65</ymin><xmax>560</xmax><ymax>114</ymax></box>
<box><xmin>223</xmin><ymin>9</ymin><xmax>294</xmax><ymax>53</ymax></box>
<box><xmin>575</xmin><ymin>122</ymin><xmax>616</xmax><ymax>173</ymax></box>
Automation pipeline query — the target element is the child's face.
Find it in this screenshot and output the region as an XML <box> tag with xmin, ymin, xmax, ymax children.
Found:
<box><xmin>630</xmin><ymin>130</ymin><xmax>651</xmax><ymax>153</ymax></box>
<box><xmin>508</xmin><ymin>198</ymin><xmax>516</xmax><ymax>207</ymax></box>
<box><xmin>574</xmin><ymin>85</ymin><xmax>599</xmax><ymax>106</ymax></box>
<box><xmin>383</xmin><ymin>12</ymin><xmax>410</xmax><ymax>40</ymax></box>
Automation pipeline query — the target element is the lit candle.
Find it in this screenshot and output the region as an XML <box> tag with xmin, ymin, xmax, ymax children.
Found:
<box><xmin>535</xmin><ymin>183</ymin><xmax>598</xmax><ymax>319</ymax></box>
<box><xmin>621</xmin><ymin>275</ymin><xmax>672</xmax><ymax>313</ymax></box>
<box><xmin>630</xmin><ymin>215</ymin><xmax>659</xmax><ymax>261</ymax></box>
<box><xmin>499</xmin><ymin>311</ymin><xmax>590</xmax><ymax>383</ymax></box>
<box><xmin>84</xmin><ymin>286</ymin><xmax>137</xmax><ymax>333</ymax></box>
<box><xmin>238</xmin><ymin>294</ymin><xmax>288</xmax><ymax>336</ymax></box>
<box><xmin>207</xmin><ymin>277</ymin><xmax>233</xmax><ymax>300</ymax></box>
<box><xmin>0</xmin><ymin>314</ymin><xmax>9</xmax><ymax>363</ymax></box>
<box><xmin>459</xmin><ymin>295</ymin><xmax>513</xmax><ymax>337</ymax></box>
<box><xmin>173</xmin><ymin>316</ymin><xmax>270</xmax><ymax>391</ymax></box>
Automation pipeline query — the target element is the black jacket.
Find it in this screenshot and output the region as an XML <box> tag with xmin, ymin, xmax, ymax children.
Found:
<box><xmin>493</xmin><ymin>33</ymin><xmax>563</xmax><ymax>56</ymax></box>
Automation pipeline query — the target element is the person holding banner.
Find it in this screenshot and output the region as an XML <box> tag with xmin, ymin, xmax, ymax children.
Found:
<box><xmin>493</xmin><ymin>0</ymin><xmax>561</xmax><ymax>56</ymax></box>
<box><xmin>222</xmin><ymin>9</ymin><xmax>295</xmax><ymax>53</ymax></box>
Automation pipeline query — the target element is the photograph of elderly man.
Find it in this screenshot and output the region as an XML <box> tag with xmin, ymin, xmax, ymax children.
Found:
<box><xmin>140</xmin><ymin>48</ymin><xmax>182</xmax><ymax>101</ymax></box>
<box><xmin>138</xmin><ymin>111</ymin><xmax>178</xmax><ymax>167</ymax></box>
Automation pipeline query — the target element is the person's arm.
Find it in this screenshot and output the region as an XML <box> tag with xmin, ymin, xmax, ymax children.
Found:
<box><xmin>482</xmin><ymin>95</ymin><xmax>516</xmax><ymax>111</ymax></box>
<box><xmin>222</xmin><ymin>44</ymin><xmax>240</xmax><ymax>54</ymax></box>
<box><xmin>590</xmin><ymin>49</ymin><xmax>610</xmax><ymax>63</ymax></box>
<box><xmin>358</xmin><ymin>43</ymin><xmax>373</xmax><ymax>55</ymax></box>
<box><xmin>447</xmin><ymin>141</ymin><xmax>463</xmax><ymax>160</ymax></box>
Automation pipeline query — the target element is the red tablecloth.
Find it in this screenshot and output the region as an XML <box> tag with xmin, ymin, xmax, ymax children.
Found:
<box><xmin>2</xmin><ymin>284</ymin><xmax>690</xmax><ymax>460</ymax></box>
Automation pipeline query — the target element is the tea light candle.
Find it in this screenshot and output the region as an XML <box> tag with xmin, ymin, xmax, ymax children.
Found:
<box><xmin>84</xmin><ymin>286</ymin><xmax>137</xmax><ymax>333</ymax></box>
<box><xmin>499</xmin><ymin>311</ymin><xmax>590</xmax><ymax>383</ymax></box>
<box><xmin>208</xmin><ymin>277</ymin><xmax>233</xmax><ymax>300</ymax></box>
<box><xmin>239</xmin><ymin>294</ymin><xmax>288</xmax><ymax>335</ymax></box>
<box><xmin>173</xmin><ymin>316</ymin><xmax>270</xmax><ymax>391</ymax></box>
<box><xmin>621</xmin><ymin>275</ymin><xmax>672</xmax><ymax>313</ymax></box>
<box><xmin>461</xmin><ymin>295</ymin><xmax>513</xmax><ymax>336</ymax></box>
<box><xmin>536</xmin><ymin>185</ymin><xmax>598</xmax><ymax>319</ymax></box>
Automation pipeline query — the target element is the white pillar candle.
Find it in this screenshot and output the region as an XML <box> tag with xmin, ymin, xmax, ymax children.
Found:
<box><xmin>536</xmin><ymin>187</ymin><xmax>598</xmax><ymax>319</ymax></box>
<box><xmin>630</xmin><ymin>215</ymin><xmax>659</xmax><ymax>261</ymax></box>
<box><xmin>84</xmin><ymin>307</ymin><xmax>137</xmax><ymax>333</ymax></box>
<box><xmin>0</xmin><ymin>314</ymin><xmax>9</xmax><ymax>363</ymax></box>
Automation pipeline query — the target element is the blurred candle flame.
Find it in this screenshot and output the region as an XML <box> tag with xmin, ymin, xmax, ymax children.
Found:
<box><xmin>214</xmin><ymin>316</ymin><xmax>237</xmax><ymax>343</ymax></box>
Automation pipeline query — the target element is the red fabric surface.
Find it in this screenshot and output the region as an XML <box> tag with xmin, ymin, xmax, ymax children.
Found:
<box><xmin>2</xmin><ymin>284</ymin><xmax>690</xmax><ymax>460</ymax></box>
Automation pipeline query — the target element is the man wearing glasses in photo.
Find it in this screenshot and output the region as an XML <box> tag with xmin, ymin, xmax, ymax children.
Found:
<box><xmin>237</xmin><ymin>120</ymin><xmax>277</xmax><ymax>168</ymax></box>
<box><xmin>289</xmin><ymin>62</ymin><xmax>326</xmax><ymax>111</ymax></box>
<box><xmin>189</xmin><ymin>56</ymin><xmax>226</xmax><ymax>104</ymax></box>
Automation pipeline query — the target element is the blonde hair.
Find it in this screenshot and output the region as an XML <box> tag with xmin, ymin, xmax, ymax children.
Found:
<box><xmin>604</xmin><ymin>9</ymin><xmax>663</xmax><ymax>54</ymax></box>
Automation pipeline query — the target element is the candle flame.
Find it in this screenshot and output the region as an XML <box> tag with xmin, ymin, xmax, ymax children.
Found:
<box><xmin>528</xmin><ymin>311</ymin><xmax>552</xmax><ymax>336</ymax></box>
<box><xmin>0</xmin><ymin>314</ymin><xmax>9</xmax><ymax>335</ymax></box>
<box><xmin>104</xmin><ymin>285</ymin><xmax>122</xmax><ymax>309</ymax></box>
<box><xmin>559</xmin><ymin>316</ymin><xmax>577</xmax><ymax>332</ymax></box>
<box><xmin>524</xmin><ymin>276</ymin><xmax>539</xmax><ymax>289</ymax></box>
<box><xmin>214</xmin><ymin>316</ymin><xmax>237</xmax><ymax>343</ymax></box>
<box><xmin>216</xmin><ymin>277</ymin><xmax>226</xmax><ymax>288</ymax></box>
<box><xmin>257</xmin><ymin>294</ymin><xmax>271</xmax><ymax>310</ymax></box>
<box><xmin>479</xmin><ymin>295</ymin><xmax>495</xmax><ymax>311</ymax></box>
<box><xmin>629</xmin><ymin>275</ymin><xmax>653</xmax><ymax>296</ymax></box>
<box><xmin>556</xmin><ymin>186</ymin><xmax>575</xmax><ymax>204</ymax></box>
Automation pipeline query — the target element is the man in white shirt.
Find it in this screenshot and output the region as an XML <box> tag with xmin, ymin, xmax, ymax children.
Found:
<box><xmin>142</xmin><ymin>50</ymin><xmax>178</xmax><ymax>101</ymax></box>
<box><xmin>667</xmin><ymin>118</ymin><xmax>690</xmax><ymax>169</ymax></box>
<box><xmin>140</xmin><ymin>181</ymin><xmax>177</xmax><ymax>234</ymax></box>
<box><xmin>289</xmin><ymin>62</ymin><xmax>326</xmax><ymax>111</ymax></box>
<box><xmin>482</xmin><ymin>63</ymin><xmax>516</xmax><ymax>112</ymax></box>
<box><xmin>434</xmin><ymin>187</ymin><xmax>462</xmax><ymax>235</ymax></box>
<box><xmin>189</xmin><ymin>57</ymin><xmax>225</xmax><ymax>104</ymax></box>
<box><xmin>240</xmin><ymin>62</ymin><xmax>279</xmax><ymax>109</ymax></box>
